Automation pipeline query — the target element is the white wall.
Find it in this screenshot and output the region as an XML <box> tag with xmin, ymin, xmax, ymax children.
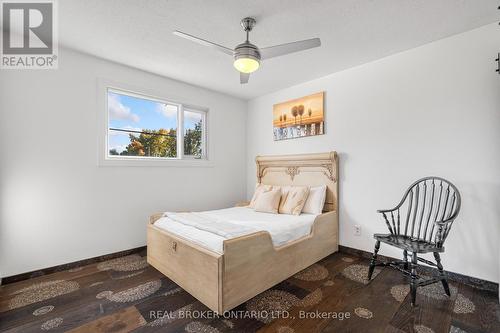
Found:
<box><xmin>1</xmin><ymin>24</ymin><xmax>499</xmax><ymax>284</ymax></box>
<box><xmin>246</xmin><ymin>24</ymin><xmax>500</xmax><ymax>283</ymax></box>
<box><xmin>0</xmin><ymin>48</ymin><xmax>247</xmax><ymax>277</ymax></box>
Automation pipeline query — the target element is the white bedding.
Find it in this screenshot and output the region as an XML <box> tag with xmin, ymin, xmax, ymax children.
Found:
<box><xmin>154</xmin><ymin>207</ymin><xmax>318</xmax><ymax>254</ymax></box>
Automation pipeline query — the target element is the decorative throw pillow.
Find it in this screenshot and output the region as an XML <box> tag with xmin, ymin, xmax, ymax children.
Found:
<box><xmin>302</xmin><ymin>185</ymin><xmax>327</xmax><ymax>214</ymax></box>
<box><xmin>254</xmin><ymin>188</ymin><xmax>281</xmax><ymax>214</ymax></box>
<box><xmin>277</xmin><ymin>185</ymin><xmax>291</xmax><ymax>210</ymax></box>
<box><xmin>249</xmin><ymin>183</ymin><xmax>274</xmax><ymax>208</ymax></box>
<box><xmin>279</xmin><ymin>186</ymin><xmax>310</xmax><ymax>215</ymax></box>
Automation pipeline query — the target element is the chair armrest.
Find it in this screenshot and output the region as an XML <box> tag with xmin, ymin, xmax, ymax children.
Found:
<box><xmin>235</xmin><ymin>201</ymin><xmax>250</xmax><ymax>207</ymax></box>
<box><xmin>433</xmin><ymin>218</ymin><xmax>454</xmax><ymax>226</ymax></box>
<box><xmin>377</xmin><ymin>192</ymin><xmax>409</xmax><ymax>214</ymax></box>
<box><xmin>377</xmin><ymin>207</ymin><xmax>397</xmax><ymax>214</ymax></box>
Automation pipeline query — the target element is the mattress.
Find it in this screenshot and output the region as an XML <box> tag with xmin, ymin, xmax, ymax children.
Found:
<box><xmin>154</xmin><ymin>207</ymin><xmax>318</xmax><ymax>254</ymax></box>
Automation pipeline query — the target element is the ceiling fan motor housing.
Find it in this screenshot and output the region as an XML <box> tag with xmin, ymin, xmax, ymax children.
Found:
<box><xmin>234</xmin><ymin>41</ymin><xmax>261</xmax><ymax>62</ymax></box>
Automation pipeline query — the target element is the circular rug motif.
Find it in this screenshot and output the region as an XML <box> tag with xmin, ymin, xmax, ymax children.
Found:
<box><xmin>390</xmin><ymin>283</ymin><xmax>461</xmax><ymax>303</ymax></box>
<box><xmin>246</xmin><ymin>288</ymin><xmax>323</xmax><ymax>323</ymax></box>
<box><xmin>41</xmin><ymin>317</ymin><xmax>63</xmax><ymax>331</ymax></box>
<box><xmin>106</xmin><ymin>280</ymin><xmax>161</xmax><ymax>303</ymax></box>
<box><xmin>418</xmin><ymin>283</ymin><xmax>457</xmax><ymax>300</ymax></box>
<box><xmin>97</xmin><ymin>255</ymin><xmax>148</xmax><ymax>272</ymax></box>
<box><xmin>414</xmin><ymin>324</ymin><xmax>435</xmax><ymax>333</ymax></box>
<box><xmin>277</xmin><ymin>326</ymin><xmax>295</xmax><ymax>333</ymax></box>
<box><xmin>293</xmin><ymin>264</ymin><xmax>329</xmax><ymax>281</ymax></box>
<box><xmin>453</xmin><ymin>294</ymin><xmax>475</xmax><ymax>314</ymax></box>
<box><xmin>9</xmin><ymin>280</ymin><xmax>80</xmax><ymax>310</ymax></box>
<box><xmin>33</xmin><ymin>305</ymin><xmax>55</xmax><ymax>316</ymax></box>
<box><xmin>342</xmin><ymin>257</ymin><xmax>355</xmax><ymax>263</ymax></box>
<box><xmin>89</xmin><ymin>282</ymin><xmax>104</xmax><ymax>288</ymax></box>
<box><xmin>246</xmin><ymin>290</ymin><xmax>298</xmax><ymax>323</ymax></box>
<box><xmin>354</xmin><ymin>307</ymin><xmax>373</xmax><ymax>319</ymax></box>
<box><xmin>185</xmin><ymin>321</ymin><xmax>220</xmax><ymax>333</ymax></box>
<box><xmin>390</xmin><ymin>284</ymin><xmax>410</xmax><ymax>302</ymax></box>
<box><xmin>342</xmin><ymin>264</ymin><xmax>380</xmax><ymax>285</ymax></box>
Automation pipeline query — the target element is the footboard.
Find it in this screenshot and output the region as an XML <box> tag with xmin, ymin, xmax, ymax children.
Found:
<box><xmin>221</xmin><ymin>211</ymin><xmax>338</xmax><ymax>310</ymax></box>
<box><xmin>147</xmin><ymin>211</ymin><xmax>338</xmax><ymax>313</ymax></box>
<box><xmin>147</xmin><ymin>217</ymin><xmax>223</xmax><ymax>312</ymax></box>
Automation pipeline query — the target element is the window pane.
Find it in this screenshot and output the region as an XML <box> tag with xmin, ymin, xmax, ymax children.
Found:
<box><xmin>183</xmin><ymin>110</ymin><xmax>204</xmax><ymax>158</ymax></box>
<box><xmin>107</xmin><ymin>90</ymin><xmax>178</xmax><ymax>158</ymax></box>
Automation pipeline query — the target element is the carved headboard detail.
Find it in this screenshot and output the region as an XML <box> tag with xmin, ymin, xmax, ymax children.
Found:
<box><xmin>255</xmin><ymin>152</ymin><xmax>338</xmax><ymax>212</ymax></box>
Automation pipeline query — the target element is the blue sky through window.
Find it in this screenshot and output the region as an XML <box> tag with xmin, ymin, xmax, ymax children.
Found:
<box><xmin>108</xmin><ymin>91</ymin><xmax>178</xmax><ymax>153</ymax></box>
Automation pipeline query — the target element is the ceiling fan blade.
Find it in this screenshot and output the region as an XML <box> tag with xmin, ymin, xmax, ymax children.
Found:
<box><xmin>260</xmin><ymin>38</ymin><xmax>321</xmax><ymax>60</ymax></box>
<box><xmin>240</xmin><ymin>72</ymin><xmax>250</xmax><ymax>84</ymax></box>
<box><xmin>173</xmin><ymin>30</ymin><xmax>233</xmax><ymax>56</ymax></box>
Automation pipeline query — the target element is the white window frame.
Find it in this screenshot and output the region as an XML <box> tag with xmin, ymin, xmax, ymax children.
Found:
<box><xmin>97</xmin><ymin>79</ymin><xmax>212</xmax><ymax>167</ymax></box>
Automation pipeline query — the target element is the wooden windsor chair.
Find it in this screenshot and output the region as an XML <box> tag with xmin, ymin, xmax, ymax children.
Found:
<box><xmin>367</xmin><ymin>177</ymin><xmax>461</xmax><ymax>306</ymax></box>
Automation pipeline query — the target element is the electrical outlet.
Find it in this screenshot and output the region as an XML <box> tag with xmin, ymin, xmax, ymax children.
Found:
<box><xmin>354</xmin><ymin>225</ymin><xmax>361</xmax><ymax>236</ymax></box>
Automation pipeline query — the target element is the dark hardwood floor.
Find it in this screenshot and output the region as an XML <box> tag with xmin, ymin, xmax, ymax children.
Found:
<box><xmin>1</xmin><ymin>250</ymin><xmax>498</xmax><ymax>333</ymax></box>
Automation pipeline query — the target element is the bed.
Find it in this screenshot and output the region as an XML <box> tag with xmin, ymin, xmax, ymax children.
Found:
<box><xmin>147</xmin><ymin>151</ymin><xmax>339</xmax><ymax>313</ymax></box>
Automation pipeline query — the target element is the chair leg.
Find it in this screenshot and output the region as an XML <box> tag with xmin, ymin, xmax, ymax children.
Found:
<box><xmin>403</xmin><ymin>249</ymin><xmax>408</xmax><ymax>270</ymax></box>
<box><xmin>368</xmin><ymin>240</ymin><xmax>380</xmax><ymax>280</ymax></box>
<box><xmin>410</xmin><ymin>252</ymin><xmax>418</xmax><ymax>306</ymax></box>
<box><xmin>433</xmin><ymin>252</ymin><xmax>451</xmax><ymax>296</ymax></box>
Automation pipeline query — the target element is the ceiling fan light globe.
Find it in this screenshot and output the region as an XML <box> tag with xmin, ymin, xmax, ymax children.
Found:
<box><xmin>233</xmin><ymin>57</ymin><xmax>260</xmax><ymax>73</ymax></box>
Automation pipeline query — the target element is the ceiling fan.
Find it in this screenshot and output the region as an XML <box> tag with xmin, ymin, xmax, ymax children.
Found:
<box><xmin>173</xmin><ymin>17</ymin><xmax>321</xmax><ymax>84</ymax></box>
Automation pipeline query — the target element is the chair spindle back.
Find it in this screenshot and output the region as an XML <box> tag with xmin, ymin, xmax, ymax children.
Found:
<box><xmin>382</xmin><ymin>177</ymin><xmax>461</xmax><ymax>246</ymax></box>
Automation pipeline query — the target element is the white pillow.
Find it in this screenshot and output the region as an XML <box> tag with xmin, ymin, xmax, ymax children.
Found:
<box><xmin>302</xmin><ymin>185</ymin><xmax>327</xmax><ymax>214</ymax></box>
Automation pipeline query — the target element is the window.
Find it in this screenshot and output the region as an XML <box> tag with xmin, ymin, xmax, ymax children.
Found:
<box><xmin>106</xmin><ymin>88</ymin><xmax>207</xmax><ymax>161</ymax></box>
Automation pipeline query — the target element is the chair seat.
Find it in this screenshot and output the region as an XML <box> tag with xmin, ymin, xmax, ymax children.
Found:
<box><xmin>373</xmin><ymin>234</ymin><xmax>444</xmax><ymax>253</ymax></box>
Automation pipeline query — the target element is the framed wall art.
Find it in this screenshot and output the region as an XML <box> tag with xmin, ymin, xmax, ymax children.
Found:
<box><xmin>273</xmin><ymin>92</ymin><xmax>324</xmax><ymax>141</ymax></box>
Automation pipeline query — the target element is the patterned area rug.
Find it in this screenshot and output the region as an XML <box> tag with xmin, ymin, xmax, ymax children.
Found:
<box><xmin>0</xmin><ymin>251</ymin><xmax>497</xmax><ymax>333</ymax></box>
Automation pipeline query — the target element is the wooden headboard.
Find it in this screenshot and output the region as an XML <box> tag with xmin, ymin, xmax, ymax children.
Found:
<box><xmin>255</xmin><ymin>152</ymin><xmax>338</xmax><ymax>212</ymax></box>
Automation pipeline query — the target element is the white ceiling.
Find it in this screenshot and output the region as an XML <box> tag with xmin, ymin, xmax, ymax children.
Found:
<box><xmin>59</xmin><ymin>0</ymin><xmax>497</xmax><ymax>100</ymax></box>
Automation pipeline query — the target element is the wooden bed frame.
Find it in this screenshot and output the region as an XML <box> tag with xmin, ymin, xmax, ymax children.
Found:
<box><xmin>147</xmin><ymin>151</ymin><xmax>339</xmax><ymax>313</ymax></box>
